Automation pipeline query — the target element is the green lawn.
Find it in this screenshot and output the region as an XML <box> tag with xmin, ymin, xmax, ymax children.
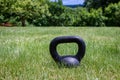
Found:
<box><xmin>0</xmin><ymin>27</ymin><xmax>120</xmax><ymax>80</ymax></box>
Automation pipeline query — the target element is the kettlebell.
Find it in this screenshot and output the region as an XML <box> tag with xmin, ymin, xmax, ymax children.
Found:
<box><xmin>49</xmin><ymin>36</ymin><xmax>86</xmax><ymax>67</ymax></box>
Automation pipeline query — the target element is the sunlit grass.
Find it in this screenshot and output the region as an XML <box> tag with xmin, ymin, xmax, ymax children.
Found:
<box><xmin>0</xmin><ymin>27</ymin><xmax>120</xmax><ymax>80</ymax></box>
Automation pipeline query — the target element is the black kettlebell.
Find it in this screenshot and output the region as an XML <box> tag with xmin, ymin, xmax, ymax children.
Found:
<box><xmin>49</xmin><ymin>36</ymin><xmax>86</xmax><ymax>67</ymax></box>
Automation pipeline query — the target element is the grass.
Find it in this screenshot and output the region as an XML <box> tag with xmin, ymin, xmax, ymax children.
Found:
<box><xmin>0</xmin><ymin>27</ymin><xmax>120</xmax><ymax>80</ymax></box>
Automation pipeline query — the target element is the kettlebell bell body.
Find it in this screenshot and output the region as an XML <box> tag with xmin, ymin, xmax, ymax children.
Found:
<box><xmin>49</xmin><ymin>36</ymin><xmax>86</xmax><ymax>67</ymax></box>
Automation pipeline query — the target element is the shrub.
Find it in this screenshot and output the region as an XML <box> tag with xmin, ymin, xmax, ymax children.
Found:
<box><xmin>47</xmin><ymin>2</ymin><xmax>66</xmax><ymax>26</ymax></box>
<box><xmin>73</xmin><ymin>8</ymin><xmax>89</xmax><ymax>26</ymax></box>
<box><xmin>0</xmin><ymin>14</ymin><xmax>4</xmax><ymax>23</ymax></box>
<box><xmin>73</xmin><ymin>8</ymin><xmax>106</xmax><ymax>26</ymax></box>
<box><xmin>105</xmin><ymin>2</ymin><xmax>120</xmax><ymax>26</ymax></box>
<box><xmin>88</xmin><ymin>8</ymin><xmax>106</xmax><ymax>26</ymax></box>
<box><xmin>0</xmin><ymin>0</ymin><xmax>50</xmax><ymax>26</ymax></box>
<box><xmin>59</xmin><ymin>8</ymin><xmax>76</xmax><ymax>26</ymax></box>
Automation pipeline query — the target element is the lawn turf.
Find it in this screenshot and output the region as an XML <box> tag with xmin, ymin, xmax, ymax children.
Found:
<box><xmin>0</xmin><ymin>27</ymin><xmax>120</xmax><ymax>80</ymax></box>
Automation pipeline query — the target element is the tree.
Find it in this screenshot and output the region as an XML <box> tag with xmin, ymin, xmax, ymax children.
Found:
<box><xmin>0</xmin><ymin>0</ymin><xmax>50</xmax><ymax>26</ymax></box>
<box><xmin>105</xmin><ymin>2</ymin><xmax>120</xmax><ymax>26</ymax></box>
<box><xmin>0</xmin><ymin>0</ymin><xmax>16</xmax><ymax>22</ymax></box>
<box><xmin>0</xmin><ymin>0</ymin><xmax>16</xmax><ymax>13</ymax></box>
<box><xmin>11</xmin><ymin>0</ymin><xmax>50</xmax><ymax>26</ymax></box>
<box><xmin>84</xmin><ymin>0</ymin><xmax>120</xmax><ymax>10</ymax></box>
<box><xmin>58</xmin><ymin>0</ymin><xmax>63</xmax><ymax>5</ymax></box>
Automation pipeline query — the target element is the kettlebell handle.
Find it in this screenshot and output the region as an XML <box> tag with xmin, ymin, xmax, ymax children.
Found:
<box><xmin>49</xmin><ymin>36</ymin><xmax>86</xmax><ymax>63</ymax></box>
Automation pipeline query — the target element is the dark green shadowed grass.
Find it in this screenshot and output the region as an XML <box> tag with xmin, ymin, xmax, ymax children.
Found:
<box><xmin>0</xmin><ymin>27</ymin><xmax>120</xmax><ymax>80</ymax></box>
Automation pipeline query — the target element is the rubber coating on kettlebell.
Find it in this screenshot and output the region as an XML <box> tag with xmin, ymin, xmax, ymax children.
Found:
<box><xmin>49</xmin><ymin>36</ymin><xmax>86</xmax><ymax>67</ymax></box>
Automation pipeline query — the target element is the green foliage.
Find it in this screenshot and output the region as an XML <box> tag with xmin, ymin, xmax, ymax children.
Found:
<box><xmin>73</xmin><ymin>8</ymin><xmax>89</xmax><ymax>26</ymax></box>
<box><xmin>88</xmin><ymin>8</ymin><xmax>106</xmax><ymax>26</ymax></box>
<box><xmin>85</xmin><ymin>0</ymin><xmax>100</xmax><ymax>9</ymax></box>
<box><xmin>0</xmin><ymin>0</ymin><xmax>17</xmax><ymax>24</ymax></box>
<box><xmin>60</xmin><ymin>8</ymin><xmax>75</xmax><ymax>26</ymax></box>
<box><xmin>0</xmin><ymin>0</ymin><xmax>120</xmax><ymax>26</ymax></box>
<box><xmin>73</xmin><ymin>8</ymin><xmax>106</xmax><ymax>26</ymax></box>
<box><xmin>41</xmin><ymin>6</ymin><xmax>106</xmax><ymax>26</ymax></box>
<box><xmin>0</xmin><ymin>0</ymin><xmax>50</xmax><ymax>26</ymax></box>
<box><xmin>0</xmin><ymin>15</ymin><xmax>4</xmax><ymax>23</ymax></box>
<box><xmin>11</xmin><ymin>0</ymin><xmax>50</xmax><ymax>26</ymax></box>
<box><xmin>105</xmin><ymin>2</ymin><xmax>120</xmax><ymax>26</ymax></box>
<box><xmin>30</xmin><ymin>15</ymin><xmax>49</xmax><ymax>26</ymax></box>
<box><xmin>0</xmin><ymin>0</ymin><xmax>16</xmax><ymax>13</ymax></box>
<box><xmin>85</xmin><ymin>0</ymin><xmax>120</xmax><ymax>10</ymax></box>
<box><xmin>58</xmin><ymin>0</ymin><xmax>63</xmax><ymax>5</ymax></box>
<box><xmin>47</xmin><ymin>2</ymin><xmax>66</xmax><ymax>26</ymax></box>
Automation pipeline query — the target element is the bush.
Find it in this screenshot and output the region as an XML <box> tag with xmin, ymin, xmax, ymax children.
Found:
<box><xmin>73</xmin><ymin>8</ymin><xmax>89</xmax><ymax>26</ymax></box>
<box><xmin>88</xmin><ymin>8</ymin><xmax>106</xmax><ymax>26</ymax></box>
<box><xmin>0</xmin><ymin>0</ymin><xmax>50</xmax><ymax>26</ymax></box>
<box><xmin>0</xmin><ymin>0</ymin><xmax>119</xmax><ymax>27</ymax></box>
<box><xmin>0</xmin><ymin>14</ymin><xmax>4</xmax><ymax>23</ymax></box>
<box><xmin>58</xmin><ymin>7</ymin><xmax>76</xmax><ymax>26</ymax></box>
<box><xmin>29</xmin><ymin>15</ymin><xmax>49</xmax><ymax>26</ymax></box>
<box><xmin>47</xmin><ymin>2</ymin><xmax>66</xmax><ymax>26</ymax></box>
<box><xmin>73</xmin><ymin>8</ymin><xmax>106</xmax><ymax>26</ymax></box>
<box><xmin>105</xmin><ymin>2</ymin><xmax>120</xmax><ymax>26</ymax></box>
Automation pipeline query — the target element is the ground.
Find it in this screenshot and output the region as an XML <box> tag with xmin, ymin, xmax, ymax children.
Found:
<box><xmin>0</xmin><ymin>27</ymin><xmax>120</xmax><ymax>80</ymax></box>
